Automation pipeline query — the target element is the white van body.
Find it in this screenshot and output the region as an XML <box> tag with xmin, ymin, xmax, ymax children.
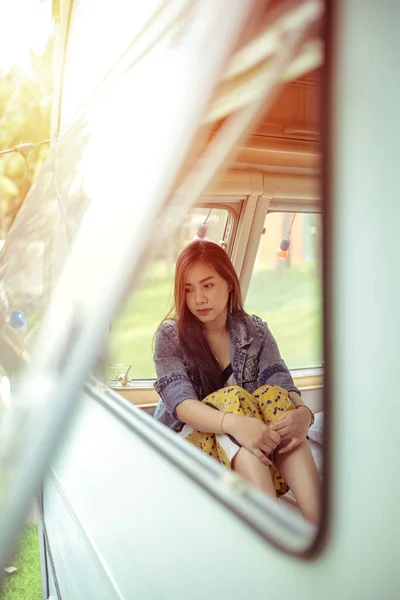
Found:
<box><xmin>0</xmin><ymin>1</ymin><xmax>398</xmax><ymax>598</ymax></box>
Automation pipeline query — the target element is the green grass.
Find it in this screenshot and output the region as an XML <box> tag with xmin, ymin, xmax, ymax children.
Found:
<box><xmin>245</xmin><ymin>263</ymin><xmax>323</xmax><ymax>368</ymax></box>
<box><xmin>107</xmin><ymin>263</ymin><xmax>323</xmax><ymax>379</ymax></box>
<box><xmin>0</xmin><ymin>525</ymin><xmax>42</xmax><ymax>600</ymax></box>
<box><xmin>108</xmin><ymin>275</ymin><xmax>173</xmax><ymax>379</ymax></box>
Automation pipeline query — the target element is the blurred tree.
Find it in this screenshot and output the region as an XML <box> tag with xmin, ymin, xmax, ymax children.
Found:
<box><xmin>0</xmin><ymin>36</ymin><xmax>53</xmax><ymax>237</ymax></box>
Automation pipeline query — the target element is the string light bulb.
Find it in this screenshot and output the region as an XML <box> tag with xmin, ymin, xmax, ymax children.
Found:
<box><xmin>196</xmin><ymin>223</ymin><xmax>207</xmax><ymax>239</ymax></box>
<box><xmin>275</xmin><ymin>214</ymin><xmax>296</xmax><ymax>259</ymax></box>
<box><xmin>193</xmin><ymin>209</ymin><xmax>212</xmax><ymax>241</ymax></box>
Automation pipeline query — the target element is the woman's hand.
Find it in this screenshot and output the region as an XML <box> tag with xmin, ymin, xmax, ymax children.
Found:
<box><xmin>224</xmin><ymin>414</ymin><xmax>281</xmax><ymax>466</ymax></box>
<box><xmin>270</xmin><ymin>407</ymin><xmax>311</xmax><ymax>453</ymax></box>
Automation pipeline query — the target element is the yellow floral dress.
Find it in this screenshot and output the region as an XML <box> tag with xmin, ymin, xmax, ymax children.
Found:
<box><xmin>178</xmin><ymin>384</ymin><xmax>295</xmax><ymax>496</ymax></box>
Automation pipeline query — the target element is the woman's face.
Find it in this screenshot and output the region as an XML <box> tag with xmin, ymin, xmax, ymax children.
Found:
<box><xmin>184</xmin><ymin>260</ymin><xmax>230</xmax><ymax>327</ymax></box>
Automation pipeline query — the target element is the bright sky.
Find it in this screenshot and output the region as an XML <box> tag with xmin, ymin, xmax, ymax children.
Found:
<box><xmin>0</xmin><ymin>0</ymin><xmax>53</xmax><ymax>73</ymax></box>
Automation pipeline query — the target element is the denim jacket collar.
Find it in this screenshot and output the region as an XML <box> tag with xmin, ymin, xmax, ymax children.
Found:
<box><xmin>228</xmin><ymin>313</ymin><xmax>253</xmax><ymax>349</ymax></box>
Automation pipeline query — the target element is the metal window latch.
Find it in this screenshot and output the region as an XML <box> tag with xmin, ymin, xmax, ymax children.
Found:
<box><xmin>116</xmin><ymin>364</ymin><xmax>132</xmax><ymax>385</ymax></box>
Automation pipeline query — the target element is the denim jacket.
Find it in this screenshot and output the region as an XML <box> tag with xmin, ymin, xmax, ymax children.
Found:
<box><xmin>153</xmin><ymin>313</ymin><xmax>300</xmax><ymax>430</ymax></box>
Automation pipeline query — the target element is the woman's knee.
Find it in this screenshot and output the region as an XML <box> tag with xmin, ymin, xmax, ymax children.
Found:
<box><xmin>202</xmin><ymin>385</ymin><xmax>246</xmax><ymax>408</ymax></box>
<box><xmin>208</xmin><ymin>385</ymin><xmax>248</xmax><ymax>397</ymax></box>
<box><xmin>252</xmin><ymin>385</ymin><xmax>295</xmax><ymax>422</ymax></box>
<box><xmin>226</xmin><ymin>385</ymin><xmax>247</xmax><ymax>394</ymax></box>
<box><xmin>254</xmin><ymin>384</ymin><xmax>291</xmax><ymax>399</ymax></box>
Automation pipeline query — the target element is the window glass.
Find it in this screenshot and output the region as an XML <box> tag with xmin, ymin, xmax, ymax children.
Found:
<box><xmin>245</xmin><ymin>211</ymin><xmax>322</xmax><ymax>369</ymax></box>
<box><xmin>107</xmin><ymin>207</ymin><xmax>233</xmax><ymax>381</ymax></box>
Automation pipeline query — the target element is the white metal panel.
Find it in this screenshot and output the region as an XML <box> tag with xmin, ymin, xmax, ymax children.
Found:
<box><xmin>42</xmin><ymin>385</ymin><xmax>310</xmax><ymax>599</ymax></box>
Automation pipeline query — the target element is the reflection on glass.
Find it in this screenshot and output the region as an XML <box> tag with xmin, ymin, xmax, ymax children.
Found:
<box><xmin>0</xmin><ymin>117</ymin><xmax>95</xmax><ymax>381</ymax></box>
<box><xmin>107</xmin><ymin>207</ymin><xmax>233</xmax><ymax>380</ymax></box>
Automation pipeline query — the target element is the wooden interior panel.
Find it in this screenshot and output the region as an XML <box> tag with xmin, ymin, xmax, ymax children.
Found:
<box><xmin>228</xmin><ymin>69</ymin><xmax>321</xmax><ymax>173</ymax></box>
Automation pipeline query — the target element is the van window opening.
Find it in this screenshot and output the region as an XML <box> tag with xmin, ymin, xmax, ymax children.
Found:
<box><xmin>245</xmin><ymin>211</ymin><xmax>322</xmax><ymax>370</ymax></box>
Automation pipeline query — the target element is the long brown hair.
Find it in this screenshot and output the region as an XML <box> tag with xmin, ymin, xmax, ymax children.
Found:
<box><xmin>166</xmin><ymin>240</ymin><xmax>247</xmax><ymax>398</ymax></box>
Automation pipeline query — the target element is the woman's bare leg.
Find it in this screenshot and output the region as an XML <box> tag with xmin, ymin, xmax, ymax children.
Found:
<box><xmin>274</xmin><ymin>441</ymin><xmax>320</xmax><ymax>524</ymax></box>
<box><xmin>232</xmin><ymin>447</ymin><xmax>277</xmax><ymax>498</ymax></box>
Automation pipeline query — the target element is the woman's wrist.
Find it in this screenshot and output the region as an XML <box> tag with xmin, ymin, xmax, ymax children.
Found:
<box><xmin>220</xmin><ymin>412</ymin><xmax>238</xmax><ymax>435</ymax></box>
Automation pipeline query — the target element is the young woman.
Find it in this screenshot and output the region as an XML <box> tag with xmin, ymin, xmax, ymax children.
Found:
<box><xmin>153</xmin><ymin>240</ymin><xmax>320</xmax><ymax>524</ymax></box>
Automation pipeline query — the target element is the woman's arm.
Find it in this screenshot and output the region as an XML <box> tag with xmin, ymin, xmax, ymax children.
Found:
<box><xmin>154</xmin><ymin>324</ymin><xmax>241</xmax><ymax>432</ymax></box>
<box><xmin>177</xmin><ymin>399</ymin><xmax>281</xmax><ymax>465</ymax></box>
<box><xmin>270</xmin><ymin>390</ymin><xmax>314</xmax><ymax>453</ymax></box>
<box><xmin>176</xmin><ymin>399</ymin><xmax>226</xmax><ymax>433</ymax></box>
<box><xmin>153</xmin><ymin>323</ymin><xmax>199</xmax><ymax>419</ymax></box>
<box><xmin>289</xmin><ymin>390</ymin><xmax>304</xmax><ymax>407</ymax></box>
<box><xmin>289</xmin><ymin>390</ymin><xmax>314</xmax><ymax>426</ymax></box>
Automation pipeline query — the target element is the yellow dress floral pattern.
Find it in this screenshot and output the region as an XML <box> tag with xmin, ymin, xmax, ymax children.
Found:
<box><xmin>185</xmin><ymin>384</ymin><xmax>295</xmax><ymax>496</ymax></box>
